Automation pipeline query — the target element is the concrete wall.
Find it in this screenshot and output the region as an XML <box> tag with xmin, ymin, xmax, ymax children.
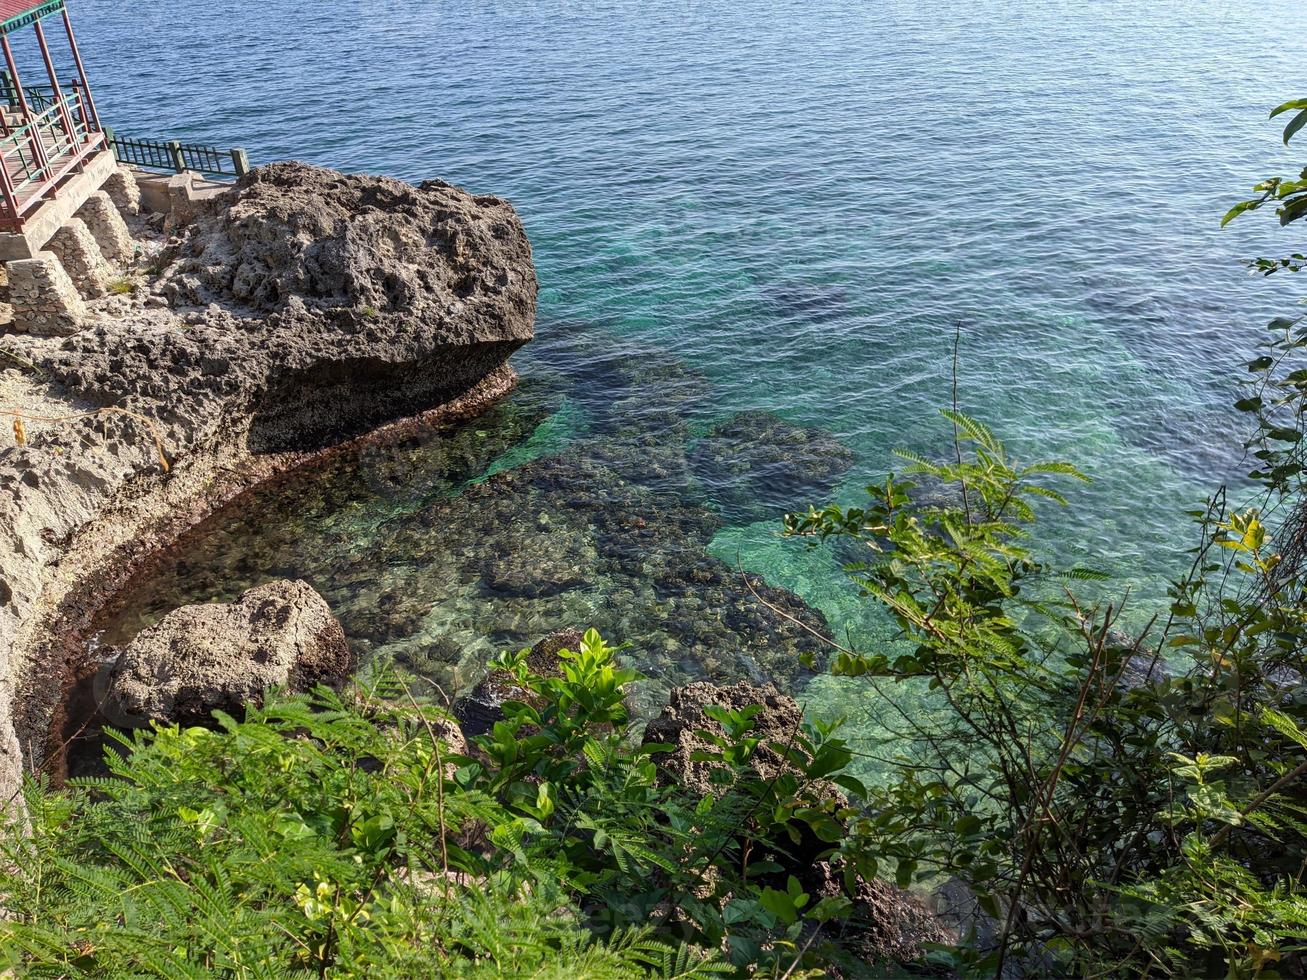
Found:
<box><xmin>0</xmin><ymin>149</ymin><xmax>118</xmax><ymax>262</ymax></box>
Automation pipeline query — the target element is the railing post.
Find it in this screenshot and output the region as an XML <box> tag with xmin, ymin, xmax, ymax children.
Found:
<box><xmin>69</xmin><ymin>78</ymin><xmax>89</xmax><ymax>133</ymax></box>
<box><xmin>166</xmin><ymin>140</ymin><xmax>185</xmax><ymax>173</ymax></box>
<box><xmin>231</xmin><ymin>147</ymin><xmax>249</xmax><ymax>176</ymax></box>
<box><xmin>0</xmin><ymin>144</ymin><xmax>22</xmax><ymax>228</ymax></box>
<box><xmin>61</xmin><ymin>8</ymin><xmax>100</xmax><ymax>133</ymax></box>
<box><xmin>103</xmin><ymin>125</ymin><xmax>115</xmax><ymax>161</ymax></box>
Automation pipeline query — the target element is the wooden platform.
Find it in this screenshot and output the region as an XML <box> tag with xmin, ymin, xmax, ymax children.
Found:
<box><xmin>0</xmin><ymin>143</ymin><xmax>113</xmax><ymax>259</ymax></box>
<box><xmin>0</xmin><ymin>96</ymin><xmax>103</xmax><ymax>232</ymax></box>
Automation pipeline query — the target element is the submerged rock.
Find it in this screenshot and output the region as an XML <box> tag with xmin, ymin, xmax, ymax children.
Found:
<box><xmin>90</xmin><ymin>379</ymin><xmax>839</xmax><ymax>723</ymax></box>
<box><xmin>478</xmin><ymin>527</ymin><xmax>596</xmax><ymax>598</ymax></box>
<box><xmin>81</xmin><ymin>320</ymin><xmax>843</xmax><ymax>757</ymax></box>
<box><xmin>689</xmin><ymin>410</ymin><xmax>855</xmax><ymax>522</ymax></box>
<box><xmin>106</xmin><ymin>579</ymin><xmax>353</xmax><ymax>725</ymax></box>
<box><xmin>355</xmin><ymin>444</ymin><xmax>830</xmax><ymax>715</ymax></box>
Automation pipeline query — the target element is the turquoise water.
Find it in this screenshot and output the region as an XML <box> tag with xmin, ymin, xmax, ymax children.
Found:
<box><xmin>73</xmin><ymin>2</ymin><xmax>1307</xmax><ymax>722</ymax></box>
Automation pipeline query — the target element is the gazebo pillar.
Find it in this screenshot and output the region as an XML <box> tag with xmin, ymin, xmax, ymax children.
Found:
<box><xmin>31</xmin><ymin>19</ymin><xmax>77</xmax><ymax>145</ymax></box>
<box><xmin>1</xmin><ymin>34</ymin><xmax>48</xmax><ymax>173</ymax></box>
<box><xmin>60</xmin><ymin>9</ymin><xmax>97</xmax><ymax>132</ymax></box>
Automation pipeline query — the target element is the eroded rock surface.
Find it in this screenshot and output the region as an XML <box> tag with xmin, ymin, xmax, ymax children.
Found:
<box><xmin>809</xmin><ymin>860</ymin><xmax>955</xmax><ymax>968</ymax></box>
<box><xmin>0</xmin><ymin>161</ymin><xmax>537</xmax><ymax>797</ymax></box>
<box><xmin>34</xmin><ymin>162</ymin><xmax>536</xmax><ymax>455</ymax></box>
<box><xmin>107</xmin><ymin>579</ymin><xmax>352</xmax><ymax>724</ymax></box>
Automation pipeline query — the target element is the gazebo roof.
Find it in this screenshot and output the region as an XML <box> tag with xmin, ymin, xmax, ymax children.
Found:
<box><xmin>0</xmin><ymin>0</ymin><xmax>63</xmax><ymax>36</ymax></box>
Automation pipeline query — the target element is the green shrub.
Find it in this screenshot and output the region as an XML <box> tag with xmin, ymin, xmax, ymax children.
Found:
<box><xmin>775</xmin><ymin>97</ymin><xmax>1307</xmax><ymax>978</ymax></box>
<box><xmin>785</xmin><ymin>406</ymin><xmax>1307</xmax><ymax>976</ymax></box>
<box><xmin>0</xmin><ymin>631</ymin><xmax>881</xmax><ymax>977</ymax></box>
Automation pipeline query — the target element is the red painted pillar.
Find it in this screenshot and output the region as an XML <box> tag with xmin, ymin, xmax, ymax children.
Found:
<box><xmin>32</xmin><ymin>19</ymin><xmax>78</xmax><ymax>150</ymax></box>
<box><xmin>1</xmin><ymin>35</ymin><xmax>50</xmax><ymax>180</ymax></box>
<box><xmin>61</xmin><ymin>9</ymin><xmax>99</xmax><ymax>134</ymax></box>
<box><xmin>0</xmin><ymin>120</ymin><xmax>20</xmax><ymax>227</ymax></box>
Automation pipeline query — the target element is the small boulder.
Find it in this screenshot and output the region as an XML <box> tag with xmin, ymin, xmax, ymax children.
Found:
<box><xmin>648</xmin><ymin>681</ymin><xmax>954</xmax><ymax>965</ymax></box>
<box><xmin>642</xmin><ymin>680</ymin><xmax>812</xmax><ymax>796</ymax></box>
<box><xmin>106</xmin><ymin>579</ymin><xmax>353</xmax><ymax>725</ymax></box>
<box><xmin>452</xmin><ymin>627</ymin><xmax>584</xmax><ymax>738</ymax></box>
<box><xmin>809</xmin><ymin>860</ymin><xmax>955</xmax><ymax>964</ymax></box>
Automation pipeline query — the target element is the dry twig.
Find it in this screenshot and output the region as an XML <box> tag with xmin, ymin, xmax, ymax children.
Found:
<box><xmin>1</xmin><ymin>406</ymin><xmax>170</xmax><ymax>472</ymax></box>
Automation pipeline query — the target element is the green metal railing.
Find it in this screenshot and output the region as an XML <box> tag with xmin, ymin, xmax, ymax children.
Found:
<box><xmin>0</xmin><ymin>87</ymin><xmax>103</xmax><ymax>228</ymax></box>
<box><xmin>102</xmin><ymin>128</ymin><xmax>249</xmax><ymax>179</ymax></box>
<box><xmin>0</xmin><ymin>74</ymin><xmax>66</xmax><ymax>111</ymax></box>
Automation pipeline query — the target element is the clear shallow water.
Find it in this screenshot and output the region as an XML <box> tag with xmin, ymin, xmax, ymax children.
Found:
<box><xmin>70</xmin><ymin>2</ymin><xmax>1307</xmax><ymax>723</ymax></box>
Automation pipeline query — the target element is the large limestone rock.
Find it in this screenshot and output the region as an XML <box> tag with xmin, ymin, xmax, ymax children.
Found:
<box><xmin>39</xmin><ymin>161</ymin><xmax>538</xmax><ymax>454</ymax></box>
<box><xmin>0</xmin><ymin>161</ymin><xmax>537</xmax><ymax>797</ymax></box>
<box><xmin>157</xmin><ymin>163</ymin><xmax>536</xmax><ymax>333</ymax></box>
<box><xmin>107</xmin><ymin>579</ymin><xmax>352</xmax><ymax>724</ymax></box>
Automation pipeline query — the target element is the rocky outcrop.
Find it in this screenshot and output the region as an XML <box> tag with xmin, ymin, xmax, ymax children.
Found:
<box><xmin>452</xmin><ymin>627</ymin><xmax>584</xmax><ymax>738</ymax></box>
<box><xmin>0</xmin><ymin>161</ymin><xmax>536</xmax><ymax>797</ymax></box>
<box><xmin>106</xmin><ymin>579</ymin><xmax>352</xmax><ymax>724</ymax></box>
<box><xmin>155</xmin><ymin>166</ymin><xmax>533</xmax><ymax>331</ymax></box>
<box><xmin>646</xmin><ymin>682</ymin><xmax>845</xmax><ymax>877</ymax></box>
<box><xmin>39</xmin><ymin>162</ymin><xmax>537</xmax><ymax>455</ymax></box>
<box><xmin>644</xmin><ymin>680</ymin><xmax>811</xmax><ymax>796</ymax></box>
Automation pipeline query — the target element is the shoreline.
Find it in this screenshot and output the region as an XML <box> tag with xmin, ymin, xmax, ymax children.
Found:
<box><xmin>30</xmin><ymin>364</ymin><xmax>520</xmax><ymax>785</ymax></box>
<box><xmin>0</xmin><ymin>161</ymin><xmax>538</xmax><ymax>800</ymax></box>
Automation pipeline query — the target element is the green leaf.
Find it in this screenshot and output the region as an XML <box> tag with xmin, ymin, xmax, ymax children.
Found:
<box><xmin>1222</xmin><ymin>199</ymin><xmax>1257</xmax><ymax>227</ymax></box>
<box><xmin>759</xmin><ymin>886</ymin><xmax>798</xmax><ymax>926</ymax></box>
<box><xmin>1270</xmin><ymin>98</ymin><xmax>1307</xmax><ymax>119</ymax></box>
<box><xmin>832</xmin><ymin>774</ymin><xmax>867</xmax><ymax>798</ymax></box>
<box><xmin>895</xmin><ymin>858</ymin><xmax>917</xmax><ymax>888</ymax></box>
<box><xmin>1280</xmin><ymin>194</ymin><xmax>1307</xmax><ymax>226</ymax></box>
<box><xmin>1263</xmin><ymin>708</ymin><xmax>1307</xmax><ymax>750</ymax></box>
<box><xmin>351</xmin><ymin>813</ymin><xmax>395</xmax><ymax>852</ymax></box>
